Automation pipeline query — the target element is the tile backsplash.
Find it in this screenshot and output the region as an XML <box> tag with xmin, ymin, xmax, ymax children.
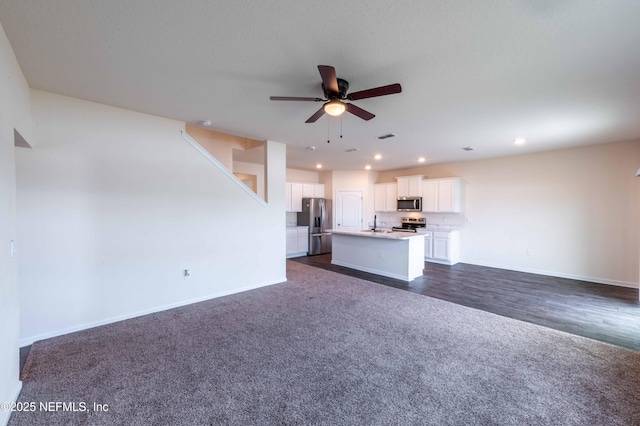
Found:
<box><xmin>375</xmin><ymin>212</ymin><xmax>466</xmax><ymax>229</ymax></box>
<box><xmin>286</xmin><ymin>211</ymin><xmax>298</xmax><ymax>227</ymax></box>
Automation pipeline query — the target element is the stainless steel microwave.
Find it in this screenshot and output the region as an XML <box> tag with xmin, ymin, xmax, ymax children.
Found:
<box><xmin>397</xmin><ymin>196</ymin><xmax>422</xmax><ymax>212</ymax></box>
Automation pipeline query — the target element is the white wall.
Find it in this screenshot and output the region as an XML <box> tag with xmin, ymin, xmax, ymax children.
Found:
<box><xmin>286</xmin><ymin>168</ymin><xmax>319</xmax><ymax>183</ymax></box>
<box><xmin>378</xmin><ymin>141</ymin><xmax>640</xmax><ymax>287</ymax></box>
<box><xmin>0</xmin><ymin>22</ymin><xmax>32</xmax><ymax>426</ymax></box>
<box><xmin>16</xmin><ymin>90</ymin><xmax>287</xmax><ymax>345</ymax></box>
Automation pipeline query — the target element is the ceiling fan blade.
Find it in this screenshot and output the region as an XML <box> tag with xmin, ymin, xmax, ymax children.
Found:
<box><xmin>270</xmin><ymin>96</ymin><xmax>324</xmax><ymax>101</ymax></box>
<box><xmin>305</xmin><ymin>107</ymin><xmax>326</xmax><ymax>123</ymax></box>
<box><xmin>346</xmin><ymin>83</ymin><xmax>402</xmax><ymax>101</ymax></box>
<box><xmin>318</xmin><ymin>65</ymin><xmax>339</xmax><ymax>93</ymax></box>
<box><xmin>345</xmin><ymin>103</ymin><xmax>375</xmax><ymax>121</ymax></box>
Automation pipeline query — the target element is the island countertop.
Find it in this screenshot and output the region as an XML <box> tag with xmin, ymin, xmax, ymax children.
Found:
<box><xmin>327</xmin><ymin>229</ymin><xmax>426</xmax><ymax>240</ymax></box>
<box><xmin>329</xmin><ymin>229</ymin><xmax>425</xmax><ymax>281</ymax></box>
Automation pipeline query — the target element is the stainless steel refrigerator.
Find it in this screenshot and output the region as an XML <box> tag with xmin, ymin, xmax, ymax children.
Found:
<box><xmin>297</xmin><ymin>198</ymin><xmax>332</xmax><ymax>255</ymax></box>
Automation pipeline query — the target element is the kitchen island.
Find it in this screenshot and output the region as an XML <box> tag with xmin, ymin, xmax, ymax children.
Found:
<box><xmin>329</xmin><ymin>229</ymin><xmax>425</xmax><ymax>281</ymax></box>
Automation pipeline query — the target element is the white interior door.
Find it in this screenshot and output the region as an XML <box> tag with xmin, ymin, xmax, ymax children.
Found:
<box><xmin>335</xmin><ymin>190</ymin><xmax>363</xmax><ymax>229</ymax></box>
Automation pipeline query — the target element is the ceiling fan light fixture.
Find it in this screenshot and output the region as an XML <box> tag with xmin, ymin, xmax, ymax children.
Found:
<box><xmin>324</xmin><ymin>100</ymin><xmax>346</xmax><ymax>117</ymax></box>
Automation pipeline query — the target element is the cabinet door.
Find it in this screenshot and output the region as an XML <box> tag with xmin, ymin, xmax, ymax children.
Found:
<box><xmin>424</xmin><ymin>234</ymin><xmax>433</xmax><ymax>259</ymax></box>
<box><xmin>286</xmin><ymin>229</ymin><xmax>297</xmax><ymax>255</ymax></box>
<box><xmin>432</xmin><ymin>233</ymin><xmax>450</xmax><ymax>260</ymax></box>
<box><xmin>408</xmin><ymin>177</ymin><xmax>422</xmax><ymax>197</ymax></box>
<box><xmin>438</xmin><ymin>179</ymin><xmax>455</xmax><ymax>212</ymax></box>
<box><xmin>286</xmin><ymin>183</ymin><xmax>292</xmax><ymax>212</ymax></box>
<box><xmin>396</xmin><ymin>178</ymin><xmax>408</xmax><ymax>197</ymax></box>
<box><xmin>385</xmin><ymin>183</ymin><xmax>397</xmax><ymax>212</ymax></box>
<box><xmin>314</xmin><ymin>184</ymin><xmax>325</xmax><ymax>198</ymax></box>
<box><xmin>374</xmin><ymin>184</ymin><xmax>386</xmax><ymax>212</ymax></box>
<box><xmin>422</xmin><ymin>180</ymin><xmax>438</xmax><ymax>212</ymax></box>
<box><xmin>291</xmin><ymin>183</ymin><xmax>303</xmax><ymax>212</ymax></box>
<box><xmin>302</xmin><ymin>184</ymin><xmax>315</xmax><ymax>198</ymax></box>
<box><xmin>297</xmin><ymin>227</ymin><xmax>308</xmax><ymax>253</ymax></box>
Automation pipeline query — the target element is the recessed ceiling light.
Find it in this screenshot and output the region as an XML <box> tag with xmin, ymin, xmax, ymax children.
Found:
<box><xmin>418</xmin><ymin>157</ymin><xmax>426</xmax><ymax>163</ymax></box>
<box><xmin>308</xmin><ymin>146</ymin><xmax>316</xmax><ymax>151</ymax></box>
<box><xmin>316</xmin><ymin>164</ymin><xmax>322</xmax><ymax>169</ymax></box>
<box><xmin>365</xmin><ymin>165</ymin><xmax>371</xmax><ymax>170</ymax></box>
<box><xmin>202</xmin><ymin>120</ymin><xmax>212</xmax><ymax>127</ymax></box>
<box><xmin>374</xmin><ymin>154</ymin><xmax>382</xmax><ymax>160</ymax></box>
<box><xmin>514</xmin><ymin>138</ymin><xmax>526</xmax><ymax>146</ymax></box>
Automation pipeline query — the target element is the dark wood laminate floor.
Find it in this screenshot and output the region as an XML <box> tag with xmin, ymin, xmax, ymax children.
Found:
<box><xmin>291</xmin><ymin>254</ymin><xmax>640</xmax><ymax>352</ymax></box>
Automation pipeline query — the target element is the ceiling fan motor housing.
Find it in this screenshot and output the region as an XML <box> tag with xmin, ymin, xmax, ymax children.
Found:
<box><xmin>323</xmin><ymin>78</ymin><xmax>349</xmax><ymax>100</ymax></box>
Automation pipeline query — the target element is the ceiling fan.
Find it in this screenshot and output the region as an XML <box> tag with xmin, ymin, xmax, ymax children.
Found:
<box><xmin>270</xmin><ymin>65</ymin><xmax>402</xmax><ymax>123</ymax></box>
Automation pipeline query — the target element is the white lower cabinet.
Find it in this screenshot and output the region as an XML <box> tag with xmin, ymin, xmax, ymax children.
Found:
<box><xmin>423</xmin><ymin>230</ymin><xmax>460</xmax><ymax>265</ymax></box>
<box><xmin>286</xmin><ymin>226</ymin><xmax>309</xmax><ymax>258</ymax></box>
<box><xmin>297</xmin><ymin>227</ymin><xmax>308</xmax><ymax>254</ymax></box>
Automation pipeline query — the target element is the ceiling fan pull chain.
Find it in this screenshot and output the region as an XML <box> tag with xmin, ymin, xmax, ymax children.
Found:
<box><xmin>327</xmin><ymin>117</ymin><xmax>330</xmax><ymax>143</ymax></box>
<box><xmin>340</xmin><ymin>115</ymin><xmax>343</xmax><ymax>139</ymax></box>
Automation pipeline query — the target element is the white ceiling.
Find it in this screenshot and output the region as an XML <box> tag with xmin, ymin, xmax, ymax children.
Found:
<box><xmin>2</xmin><ymin>1</ymin><xmax>640</xmax><ymax>171</ymax></box>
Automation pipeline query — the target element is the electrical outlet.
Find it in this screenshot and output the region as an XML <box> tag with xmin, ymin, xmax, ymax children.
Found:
<box><xmin>526</xmin><ymin>249</ymin><xmax>533</xmax><ymax>256</ymax></box>
<box><xmin>379</xmin><ymin>250</ymin><xmax>384</xmax><ymax>258</ymax></box>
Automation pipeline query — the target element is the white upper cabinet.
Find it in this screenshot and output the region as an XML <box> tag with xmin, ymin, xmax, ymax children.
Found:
<box><xmin>302</xmin><ymin>183</ymin><xmax>315</xmax><ymax>198</ymax></box>
<box><xmin>290</xmin><ymin>183</ymin><xmax>303</xmax><ymax>212</ymax></box>
<box><xmin>422</xmin><ymin>178</ymin><xmax>462</xmax><ymax>213</ymax></box>
<box><xmin>437</xmin><ymin>178</ymin><xmax>458</xmax><ymax>212</ymax></box>
<box><xmin>396</xmin><ymin>175</ymin><xmax>424</xmax><ymax>197</ymax></box>
<box><xmin>287</xmin><ymin>182</ymin><xmax>324</xmax><ymax>212</ymax></box>
<box><xmin>302</xmin><ymin>183</ymin><xmax>325</xmax><ymax>199</ymax></box>
<box><xmin>286</xmin><ymin>182</ymin><xmax>303</xmax><ymax>212</ymax></box>
<box><xmin>374</xmin><ymin>183</ymin><xmax>398</xmax><ymax>212</ymax></box>
<box><xmin>422</xmin><ymin>180</ymin><xmax>438</xmax><ymax>212</ymax></box>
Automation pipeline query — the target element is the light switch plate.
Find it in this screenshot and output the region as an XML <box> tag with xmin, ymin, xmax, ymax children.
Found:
<box><xmin>10</xmin><ymin>240</ymin><xmax>16</xmax><ymax>258</ymax></box>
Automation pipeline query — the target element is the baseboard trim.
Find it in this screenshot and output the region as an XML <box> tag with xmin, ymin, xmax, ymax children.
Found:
<box><xmin>331</xmin><ymin>260</ymin><xmax>413</xmax><ymax>281</ymax></box>
<box><xmin>286</xmin><ymin>252</ymin><xmax>308</xmax><ymax>259</ymax></box>
<box><xmin>425</xmin><ymin>258</ymin><xmax>457</xmax><ymax>266</ymax></box>
<box><xmin>460</xmin><ymin>260</ymin><xmax>638</xmax><ymax>289</ymax></box>
<box><xmin>19</xmin><ymin>277</ymin><xmax>286</xmax><ymax>348</ymax></box>
<box><xmin>1</xmin><ymin>380</ymin><xmax>22</xmax><ymax>426</ymax></box>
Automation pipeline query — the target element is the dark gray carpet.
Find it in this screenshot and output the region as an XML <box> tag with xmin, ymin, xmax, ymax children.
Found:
<box><xmin>11</xmin><ymin>261</ymin><xmax>640</xmax><ymax>425</ymax></box>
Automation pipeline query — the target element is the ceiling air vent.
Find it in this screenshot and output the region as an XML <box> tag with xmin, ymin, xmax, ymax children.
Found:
<box><xmin>344</xmin><ymin>148</ymin><xmax>360</xmax><ymax>152</ymax></box>
<box><xmin>462</xmin><ymin>147</ymin><xmax>474</xmax><ymax>151</ymax></box>
<box><xmin>378</xmin><ymin>133</ymin><xmax>396</xmax><ymax>140</ymax></box>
